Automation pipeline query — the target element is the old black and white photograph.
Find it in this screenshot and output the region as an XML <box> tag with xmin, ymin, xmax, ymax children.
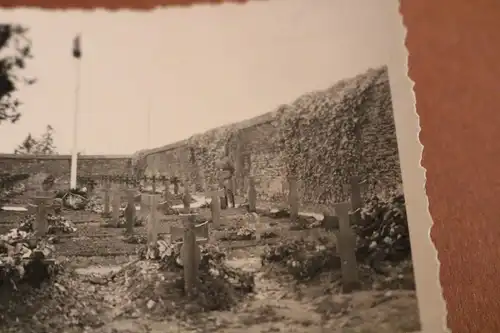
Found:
<box><xmin>0</xmin><ymin>1</ymin><xmax>441</xmax><ymax>332</ymax></box>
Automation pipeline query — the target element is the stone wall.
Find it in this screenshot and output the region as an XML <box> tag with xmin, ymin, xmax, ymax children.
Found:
<box><xmin>0</xmin><ymin>154</ymin><xmax>132</xmax><ymax>191</ymax></box>
<box><xmin>1</xmin><ymin>66</ymin><xmax>401</xmax><ymax>209</ymax></box>
<box><xmin>138</xmin><ymin>65</ymin><xmax>403</xmax><ymax>208</ymax></box>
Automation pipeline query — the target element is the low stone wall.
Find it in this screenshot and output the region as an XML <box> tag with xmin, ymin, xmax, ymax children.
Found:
<box><xmin>0</xmin><ymin>154</ymin><xmax>132</xmax><ymax>191</ymax></box>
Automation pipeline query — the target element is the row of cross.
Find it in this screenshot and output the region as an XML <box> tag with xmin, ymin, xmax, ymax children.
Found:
<box><xmin>29</xmin><ymin>171</ymin><xmax>369</xmax><ymax>295</ymax></box>
<box><xmin>77</xmin><ymin>174</ymin><xmax>182</xmax><ymax>187</ymax></box>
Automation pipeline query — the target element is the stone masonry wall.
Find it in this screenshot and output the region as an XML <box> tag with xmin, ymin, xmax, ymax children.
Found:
<box><xmin>138</xmin><ymin>66</ymin><xmax>402</xmax><ymax>209</ymax></box>
<box><xmin>0</xmin><ymin>66</ymin><xmax>402</xmax><ymax>210</ymax></box>
<box><xmin>0</xmin><ymin>154</ymin><xmax>132</xmax><ymax>191</ymax></box>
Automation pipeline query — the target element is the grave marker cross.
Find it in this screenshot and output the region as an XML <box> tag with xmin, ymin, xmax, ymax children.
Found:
<box><xmin>143</xmin><ymin>193</ymin><xmax>159</xmax><ymax>249</ymax></box>
<box><xmin>174</xmin><ymin>189</ymin><xmax>209</xmax><ymax>297</ymax></box>
<box><xmin>111</xmin><ymin>182</ymin><xmax>121</xmax><ymax>227</ymax></box>
<box><xmin>333</xmin><ymin>201</ymin><xmax>361</xmax><ymax>293</ymax></box>
<box><xmin>124</xmin><ymin>188</ymin><xmax>137</xmax><ymax>234</ymax></box>
<box><xmin>342</xmin><ymin>175</ymin><xmax>368</xmax><ymax>224</ymax></box>
<box><xmin>288</xmin><ymin>176</ymin><xmax>299</xmax><ymax>223</ymax></box>
<box><xmin>30</xmin><ymin>191</ymin><xmax>54</xmax><ymax>237</ymax></box>
<box><xmin>171</xmin><ymin>177</ymin><xmax>180</xmax><ymax>195</ymax></box>
<box><xmin>205</xmin><ymin>185</ymin><xmax>224</xmax><ymax>228</ymax></box>
<box><xmin>102</xmin><ymin>176</ymin><xmax>111</xmax><ymax>216</ymax></box>
<box><xmin>182</xmin><ymin>213</ymin><xmax>200</xmax><ymax>298</ymax></box>
<box><xmin>151</xmin><ymin>175</ymin><xmax>157</xmax><ymax>194</ymax></box>
<box><xmin>247</xmin><ymin>177</ymin><xmax>256</xmax><ymax>213</ymax></box>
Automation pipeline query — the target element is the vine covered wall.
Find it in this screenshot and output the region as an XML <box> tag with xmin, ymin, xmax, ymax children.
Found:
<box><xmin>138</xmin><ymin>65</ymin><xmax>402</xmax><ymax>208</ymax></box>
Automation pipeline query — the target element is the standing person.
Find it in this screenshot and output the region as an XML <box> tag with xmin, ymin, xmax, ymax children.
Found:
<box><xmin>216</xmin><ymin>155</ymin><xmax>236</xmax><ymax>209</ymax></box>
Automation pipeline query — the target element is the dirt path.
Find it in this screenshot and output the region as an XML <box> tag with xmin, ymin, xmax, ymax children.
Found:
<box><xmin>60</xmin><ymin>246</ymin><xmax>419</xmax><ymax>333</ymax></box>
<box><xmin>68</xmin><ymin>252</ymin><xmax>323</xmax><ymax>333</ymax></box>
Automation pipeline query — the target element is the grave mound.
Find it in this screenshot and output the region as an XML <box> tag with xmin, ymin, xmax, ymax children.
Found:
<box><xmin>135</xmin><ymin>241</ymin><xmax>255</xmax><ymax>315</ymax></box>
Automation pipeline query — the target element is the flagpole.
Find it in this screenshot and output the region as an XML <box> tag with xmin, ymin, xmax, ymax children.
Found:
<box><xmin>147</xmin><ymin>95</ymin><xmax>151</xmax><ymax>149</ymax></box>
<box><xmin>70</xmin><ymin>35</ymin><xmax>81</xmax><ymax>190</ymax></box>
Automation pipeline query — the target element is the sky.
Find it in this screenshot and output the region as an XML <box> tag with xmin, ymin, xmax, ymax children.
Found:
<box><xmin>0</xmin><ymin>0</ymin><xmax>405</xmax><ymax>155</ymax></box>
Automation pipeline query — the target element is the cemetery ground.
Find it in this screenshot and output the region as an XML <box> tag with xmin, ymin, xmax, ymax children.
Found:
<box><xmin>0</xmin><ymin>184</ymin><xmax>420</xmax><ymax>333</ymax></box>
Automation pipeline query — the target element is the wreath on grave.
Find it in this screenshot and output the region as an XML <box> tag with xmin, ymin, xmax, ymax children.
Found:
<box><xmin>54</xmin><ymin>189</ymin><xmax>88</xmax><ymax>210</ymax></box>
<box><xmin>138</xmin><ymin>239</ymin><xmax>255</xmax><ymax>312</ymax></box>
<box><xmin>261</xmin><ymin>189</ymin><xmax>412</xmax><ymax>280</ymax></box>
<box><xmin>354</xmin><ymin>187</ymin><xmax>410</xmax><ymax>265</ymax></box>
<box><xmin>0</xmin><ymin>232</ymin><xmax>60</xmax><ymax>288</ymax></box>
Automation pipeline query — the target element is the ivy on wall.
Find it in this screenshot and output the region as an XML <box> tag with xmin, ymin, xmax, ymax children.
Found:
<box><xmin>136</xmin><ymin>66</ymin><xmax>402</xmax><ymax>207</ymax></box>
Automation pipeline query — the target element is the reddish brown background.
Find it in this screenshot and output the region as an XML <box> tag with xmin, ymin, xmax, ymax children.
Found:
<box><xmin>1</xmin><ymin>0</ymin><xmax>499</xmax><ymax>332</ymax></box>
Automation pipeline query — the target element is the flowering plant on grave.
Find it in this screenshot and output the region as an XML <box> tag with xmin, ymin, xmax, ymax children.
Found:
<box><xmin>261</xmin><ymin>238</ymin><xmax>340</xmax><ymax>281</ymax></box>
<box><xmin>0</xmin><ymin>234</ymin><xmax>59</xmax><ymax>287</ymax></box>
<box><xmin>139</xmin><ymin>240</ymin><xmax>226</xmax><ymax>271</ymax></box>
<box><xmin>354</xmin><ymin>187</ymin><xmax>410</xmax><ymax>264</ymax></box>
<box><xmin>18</xmin><ymin>214</ymin><xmax>77</xmax><ymax>234</ymax></box>
<box><xmin>85</xmin><ymin>198</ymin><xmax>103</xmax><ymax>214</ymax></box>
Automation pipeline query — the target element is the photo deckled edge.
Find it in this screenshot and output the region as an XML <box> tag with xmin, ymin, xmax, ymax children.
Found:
<box><xmin>391</xmin><ymin>4</ymin><xmax>449</xmax><ymax>333</ymax></box>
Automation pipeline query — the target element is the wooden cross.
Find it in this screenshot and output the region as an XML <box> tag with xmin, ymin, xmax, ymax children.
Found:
<box><xmin>248</xmin><ymin>212</ymin><xmax>262</xmax><ymax>241</ymax></box>
<box><xmin>230</xmin><ymin>177</ymin><xmax>237</xmax><ymax>197</ymax></box>
<box><xmin>288</xmin><ymin>176</ymin><xmax>299</xmax><ymax>223</ymax></box>
<box><xmin>205</xmin><ymin>186</ymin><xmax>224</xmax><ymax>228</ymax></box>
<box><xmin>159</xmin><ymin>178</ymin><xmax>172</xmax><ymax>214</ymax></box>
<box><xmin>102</xmin><ymin>177</ymin><xmax>111</xmax><ymax>216</ymax></box>
<box><xmin>123</xmin><ymin>175</ymin><xmax>130</xmax><ymax>188</ymax></box>
<box><xmin>333</xmin><ymin>202</ymin><xmax>361</xmax><ymax>293</ymax></box>
<box><xmin>234</xmin><ymin>140</ymin><xmax>245</xmax><ymax>196</ymax></box>
<box><xmin>170</xmin><ymin>219</ymin><xmax>210</xmax><ymax>244</ymax></box>
<box><xmin>138</xmin><ymin>192</ymin><xmax>146</xmax><ymax>219</ymax></box>
<box><xmin>171</xmin><ymin>188</ymin><xmax>210</xmax><ymax>296</ymax></box>
<box><xmin>151</xmin><ymin>175</ymin><xmax>157</xmax><ymax>194</ymax></box>
<box><xmin>30</xmin><ymin>192</ymin><xmax>54</xmax><ymax>237</ymax></box>
<box><xmin>247</xmin><ymin>177</ymin><xmax>257</xmax><ymax>213</ymax></box>
<box><xmin>182</xmin><ymin>213</ymin><xmax>199</xmax><ymax>297</ymax></box>
<box><xmin>111</xmin><ymin>183</ymin><xmax>121</xmax><ymax>227</ymax></box>
<box><xmin>163</xmin><ymin>186</ymin><xmax>171</xmax><ymax>203</ymax></box>
<box><xmin>171</xmin><ymin>177</ymin><xmax>180</xmax><ymax>195</ymax></box>
<box><xmin>143</xmin><ymin>193</ymin><xmax>159</xmax><ymax>248</ymax></box>
<box><xmin>158</xmin><ymin>175</ymin><xmax>166</xmax><ymax>195</ymax></box>
<box><xmin>182</xmin><ymin>185</ymin><xmax>192</xmax><ymax>214</ymax></box>
<box><xmin>159</xmin><ymin>176</ymin><xmax>168</xmax><ymax>198</ymax></box>
<box><xmin>86</xmin><ymin>177</ymin><xmax>95</xmax><ymax>195</ymax></box>
<box><xmin>196</xmin><ymin>168</ymin><xmax>206</xmax><ymax>193</ymax></box>
<box><xmin>124</xmin><ymin>188</ymin><xmax>137</xmax><ymax>234</ymax></box>
<box><xmin>342</xmin><ymin>175</ymin><xmax>368</xmax><ymax>225</ymax></box>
